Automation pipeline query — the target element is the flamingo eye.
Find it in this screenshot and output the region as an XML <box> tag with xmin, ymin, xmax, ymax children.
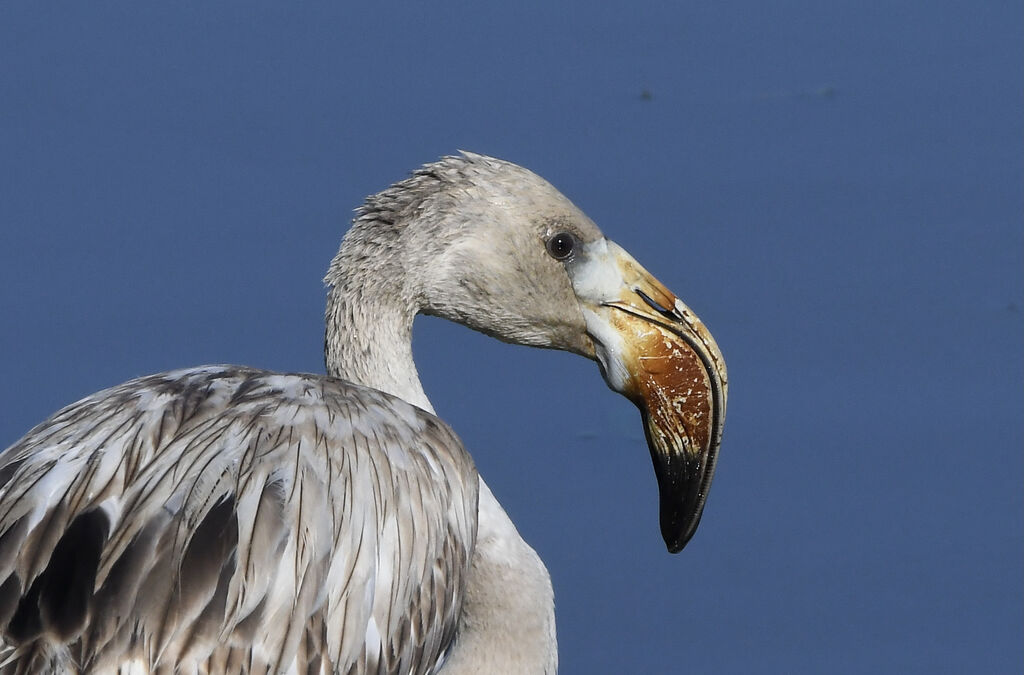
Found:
<box><xmin>546</xmin><ymin>232</ymin><xmax>576</xmax><ymax>261</ymax></box>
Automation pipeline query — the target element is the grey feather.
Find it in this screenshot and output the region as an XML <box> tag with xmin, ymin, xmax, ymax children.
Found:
<box><xmin>0</xmin><ymin>152</ymin><xmax>709</xmax><ymax>674</ymax></box>
<box><xmin>0</xmin><ymin>367</ymin><xmax>477</xmax><ymax>674</ymax></box>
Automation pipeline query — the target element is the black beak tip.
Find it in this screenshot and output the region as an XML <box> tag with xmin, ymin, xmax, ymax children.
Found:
<box><xmin>661</xmin><ymin>506</ymin><xmax>704</xmax><ymax>554</ymax></box>
<box><xmin>636</xmin><ymin>381</ymin><xmax>722</xmax><ymax>556</ymax></box>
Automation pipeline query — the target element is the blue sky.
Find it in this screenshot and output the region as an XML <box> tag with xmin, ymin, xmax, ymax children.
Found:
<box><xmin>1</xmin><ymin>2</ymin><xmax>1021</xmax><ymax>672</ymax></box>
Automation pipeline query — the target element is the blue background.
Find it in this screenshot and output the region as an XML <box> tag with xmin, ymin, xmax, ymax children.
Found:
<box><xmin>1</xmin><ymin>2</ymin><xmax>1020</xmax><ymax>672</ymax></box>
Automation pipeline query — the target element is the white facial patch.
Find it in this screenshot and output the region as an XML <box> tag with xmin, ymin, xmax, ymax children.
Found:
<box><xmin>566</xmin><ymin>238</ymin><xmax>624</xmax><ymax>303</ymax></box>
<box><xmin>567</xmin><ymin>238</ymin><xmax>635</xmax><ymax>393</ymax></box>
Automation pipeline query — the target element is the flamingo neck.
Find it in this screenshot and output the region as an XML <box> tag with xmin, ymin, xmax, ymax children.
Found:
<box><xmin>324</xmin><ymin>267</ymin><xmax>557</xmax><ymax>673</ymax></box>
<box><xmin>324</xmin><ymin>282</ymin><xmax>433</xmax><ymax>413</ymax></box>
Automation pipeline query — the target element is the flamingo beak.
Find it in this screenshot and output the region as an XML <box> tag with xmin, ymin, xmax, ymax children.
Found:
<box><xmin>567</xmin><ymin>239</ymin><xmax>728</xmax><ymax>552</ymax></box>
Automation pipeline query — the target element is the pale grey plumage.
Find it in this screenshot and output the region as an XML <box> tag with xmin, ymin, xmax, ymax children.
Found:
<box><xmin>0</xmin><ymin>152</ymin><xmax>578</xmax><ymax>674</ymax></box>
<box><xmin>0</xmin><ymin>367</ymin><xmax>476</xmax><ymax>673</ymax></box>
<box><xmin>0</xmin><ymin>151</ymin><xmax>723</xmax><ymax>674</ymax></box>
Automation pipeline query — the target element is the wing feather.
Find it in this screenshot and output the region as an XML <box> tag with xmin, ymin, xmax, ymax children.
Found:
<box><xmin>0</xmin><ymin>366</ymin><xmax>478</xmax><ymax>674</ymax></box>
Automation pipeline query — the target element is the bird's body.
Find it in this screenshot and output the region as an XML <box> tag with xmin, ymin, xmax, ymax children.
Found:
<box><xmin>0</xmin><ymin>367</ymin><xmax>476</xmax><ymax>673</ymax></box>
<box><xmin>0</xmin><ymin>153</ymin><xmax>726</xmax><ymax>673</ymax></box>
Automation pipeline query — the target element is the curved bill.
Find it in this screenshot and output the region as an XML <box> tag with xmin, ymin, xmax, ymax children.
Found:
<box><xmin>567</xmin><ymin>239</ymin><xmax>728</xmax><ymax>553</ymax></box>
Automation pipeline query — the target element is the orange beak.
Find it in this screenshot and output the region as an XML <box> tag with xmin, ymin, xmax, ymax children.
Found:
<box><xmin>568</xmin><ymin>239</ymin><xmax>728</xmax><ymax>552</ymax></box>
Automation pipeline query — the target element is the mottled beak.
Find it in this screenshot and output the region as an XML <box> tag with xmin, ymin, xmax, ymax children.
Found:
<box><xmin>567</xmin><ymin>239</ymin><xmax>728</xmax><ymax>552</ymax></box>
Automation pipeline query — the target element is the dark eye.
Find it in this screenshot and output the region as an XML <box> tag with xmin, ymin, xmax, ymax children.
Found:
<box><xmin>546</xmin><ymin>232</ymin><xmax>576</xmax><ymax>261</ymax></box>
